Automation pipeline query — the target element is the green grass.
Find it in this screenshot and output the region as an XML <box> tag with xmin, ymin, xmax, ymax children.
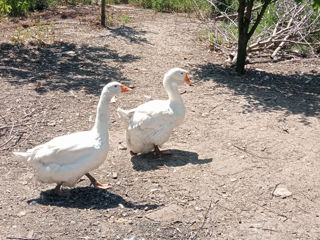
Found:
<box><xmin>0</xmin><ymin>0</ymin><xmax>213</xmax><ymax>16</ymax></box>
<box><xmin>10</xmin><ymin>19</ymin><xmax>56</xmax><ymax>45</ymax></box>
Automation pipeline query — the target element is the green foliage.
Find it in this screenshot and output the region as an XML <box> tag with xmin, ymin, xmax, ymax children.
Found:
<box><xmin>0</xmin><ymin>0</ymin><xmax>51</xmax><ymax>16</ymax></box>
<box><xmin>5</xmin><ymin>0</ymin><xmax>31</xmax><ymax>16</ymax></box>
<box><xmin>10</xmin><ymin>18</ymin><xmax>55</xmax><ymax>44</ymax></box>
<box><xmin>117</xmin><ymin>13</ymin><xmax>133</xmax><ymax>24</ymax></box>
<box><xmin>0</xmin><ymin>0</ymin><xmax>214</xmax><ymax>16</ymax></box>
<box><xmin>295</xmin><ymin>0</ymin><xmax>320</xmax><ymax>9</ymax></box>
<box><xmin>128</xmin><ymin>0</ymin><xmax>211</xmax><ymax>13</ymax></box>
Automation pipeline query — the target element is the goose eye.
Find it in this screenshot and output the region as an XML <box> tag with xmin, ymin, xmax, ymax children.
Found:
<box><xmin>114</xmin><ymin>85</ymin><xmax>117</xmax><ymax>88</ymax></box>
<box><xmin>180</xmin><ymin>72</ymin><xmax>184</xmax><ymax>75</ymax></box>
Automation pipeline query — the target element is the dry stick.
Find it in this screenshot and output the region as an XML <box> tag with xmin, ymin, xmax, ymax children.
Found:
<box><xmin>0</xmin><ymin>136</ymin><xmax>14</xmax><ymax>149</ymax></box>
<box><xmin>16</xmin><ymin>121</ymin><xmax>38</xmax><ymax>147</ymax></box>
<box><xmin>232</xmin><ymin>144</ymin><xmax>272</xmax><ymax>160</ymax></box>
<box><xmin>271</xmin><ymin>13</ymin><xmax>295</xmax><ymax>59</ymax></box>
<box><xmin>0</xmin><ymin>122</ymin><xmax>37</xmax><ymax>130</ymax></box>
<box><xmin>207</xmin><ymin>0</ymin><xmax>237</xmax><ymax>26</ymax></box>
<box><xmin>190</xmin><ymin>200</ymin><xmax>213</xmax><ymax>240</ymax></box>
<box><xmin>214</xmin><ymin>3</ymin><xmax>263</xmax><ymax>21</ymax></box>
<box><xmin>23</xmin><ymin>108</ymin><xmax>38</xmax><ymax>119</ymax></box>
<box><xmin>0</xmin><ymin>122</ymin><xmax>15</xmax><ymax>149</ymax></box>
<box><xmin>0</xmin><ymin>113</ymin><xmax>7</xmax><ymax>124</ymax></box>
<box><xmin>191</xmin><ymin>0</ymin><xmax>205</xmax><ymax>20</ymax></box>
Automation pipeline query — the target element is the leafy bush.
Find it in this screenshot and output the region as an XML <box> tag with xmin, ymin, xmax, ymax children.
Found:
<box><xmin>0</xmin><ymin>0</ymin><xmax>51</xmax><ymax>16</ymax></box>
<box><xmin>129</xmin><ymin>0</ymin><xmax>211</xmax><ymax>13</ymax></box>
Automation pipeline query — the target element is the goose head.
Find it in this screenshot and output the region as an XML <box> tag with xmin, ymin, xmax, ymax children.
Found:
<box><xmin>164</xmin><ymin>68</ymin><xmax>191</xmax><ymax>86</ymax></box>
<box><xmin>102</xmin><ymin>81</ymin><xmax>132</xmax><ymax>98</ymax></box>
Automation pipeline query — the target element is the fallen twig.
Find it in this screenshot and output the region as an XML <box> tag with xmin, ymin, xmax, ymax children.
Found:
<box><xmin>0</xmin><ymin>136</ymin><xmax>14</xmax><ymax>149</ymax></box>
<box><xmin>189</xmin><ymin>200</ymin><xmax>214</xmax><ymax>239</ymax></box>
<box><xmin>232</xmin><ymin>144</ymin><xmax>272</xmax><ymax>160</ymax></box>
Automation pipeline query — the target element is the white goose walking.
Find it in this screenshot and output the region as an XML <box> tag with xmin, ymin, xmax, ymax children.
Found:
<box><xmin>118</xmin><ymin>68</ymin><xmax>191</xmax><ymax>155</ymax></box>
<box><xmin>13</xmin><ymin>82</ymin><xmax>131</xmax><ymax>195</ymax></box>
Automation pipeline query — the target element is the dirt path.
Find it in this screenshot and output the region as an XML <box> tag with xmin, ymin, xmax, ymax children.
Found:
<box><xmin>1</xmin><ymin>5</ymin><xmax>320</xmax><ymax>240</ymax></box>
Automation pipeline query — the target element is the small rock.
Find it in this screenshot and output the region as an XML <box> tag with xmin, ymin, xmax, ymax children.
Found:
<box><xmin>65</xmin><ymin>50</ymin><xmax>76</xmax><ymax>56</ymax></box>
<box><xmin>29</xmin><ymin>200</ymin><xmax>38</xmax><ymax>205</ymax></box>
<box><xmin>112</xmin><ymin>172</ymin><xmax>118</xmax><ymax>179</ymax></box>
<box><xmin>230</xmin><ymin>178</ymin><xmax>237</xmax><ymax>182</ymax></box>
<box><xmin>27</xmin><ymin>230</ymin><xmax>34</xmax><ymax>238</ymax></box>
<box><xmin>273</xmin><ymin>185</ymin><xmax>292</xmax><ymax>198</ymax></box>
<box><xmin>118</xmin><ymin>203</ymin><xmax>124</xmax><ymax>208</ymax></box>
<box><xmin>17</xmin><ymin>211</ymin><xmax>26</xmax><ymax>217</ymax></box>
<box><xmin>144</xmin><ymin>95</ymin><xmax>152</xmax><ymax>100</ymax></box>
<box><xmin>124</xmin><ymin>236</ymin><xmax>136</xmax><ymax>240</ymax></box>
<box><xmin>118</xmin><ymin>145</ymin><xmax>127</xmax><ymax>150</ymax></box>
<box><xmin>194</xmin><ymin>206</ymin><xmax>202</xmax><ymax>211</ymax></box>
<box><xmin>122</xmin><ymin>212</ymin><xmax>128</xmax><ymax>217</ymax></box>
<box><xmin>150</xmin><ymin>188</ymin><xmax>158</xmax><ymax>192</ymax></box>
<box><xmin>48</xmin><ymin>120</ymin><xmax>56</xmax><ymax>126</ymax></box>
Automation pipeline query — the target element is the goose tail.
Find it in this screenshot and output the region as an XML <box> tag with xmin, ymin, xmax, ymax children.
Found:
<box><xmin>13</xmin><ymin>151</ymin><xmax>31</xmax><ymax>160</ymax></box>
<box><xmin>117</xmin><ymin>107</ymin><xmax>135</xmax><ymax>121</ymax></box>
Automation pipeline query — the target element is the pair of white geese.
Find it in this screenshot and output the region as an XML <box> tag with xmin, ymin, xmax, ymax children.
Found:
<box><xmin>14</xmin><ymin>68</ymin><xmax>191</xmax><ymax>195</ymax></box>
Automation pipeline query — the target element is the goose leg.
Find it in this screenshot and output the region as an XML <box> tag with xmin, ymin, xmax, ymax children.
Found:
<box><xmin>85</xmin><ymin>173</ymin><xmax>111</xmax><ymax>189</ymax></box>
<box><xmin>154</xmin><ymin>145</ymin><xmax>172</xmax><ymax>155</ymax></box>
<box><xmin>130</xmin><ymin>150</ymin><xmax>138</xmax><ymax>156</ymax></box>
<box><xmin>54</xmin><ymin>183</ymin><xmax>63</xmax><ymax>196</ymax></box>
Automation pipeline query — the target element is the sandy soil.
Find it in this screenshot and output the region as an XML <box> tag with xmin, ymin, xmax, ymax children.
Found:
<box><xmin>0</xmin><ymin>4</ymin><xmax>320</xmax><ymax>240</ymax></box>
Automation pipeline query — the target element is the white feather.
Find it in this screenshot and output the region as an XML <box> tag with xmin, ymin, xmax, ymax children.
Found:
<box><xmin>118</xmin><ymin>68</ymin><xmax>190</xmax><ymax>154</ymax></box>
<box><xmin>13</xmin><ymin>82</ymin><xmax>128</xmax><ymax>187</ymax></box>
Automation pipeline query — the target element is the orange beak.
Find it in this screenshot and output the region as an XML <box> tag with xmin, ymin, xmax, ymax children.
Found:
<box><xmin>184</xmin><ymin>74</ymin><xmax>191</xmax><ymax>85</ymax></box>
<box><xmin>120</xmin><ymin>85</ymin><xmax>132</xmax><ymax>93</ymax></box>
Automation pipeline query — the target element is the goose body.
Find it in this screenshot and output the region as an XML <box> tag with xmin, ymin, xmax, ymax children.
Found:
<box><xmin>13</xmin><ymin>82</ymin><xmax>131</xmax><ymax>194</ymax></box>
<box><xmin>118</xmin><ymin>68</ymin><xmax>190</xmax><ymax>155</ymax></box>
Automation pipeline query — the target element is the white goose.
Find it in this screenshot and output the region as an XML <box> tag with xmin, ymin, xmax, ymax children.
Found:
<box><xmin>13</xmin><ymin>82</ymin><xmax>131</xmax><ymax>195</ymax></box>
<box><xmin>118</xmin><ymin>68</ymin><xmax>191</xmax><ymax>155</ymax></box>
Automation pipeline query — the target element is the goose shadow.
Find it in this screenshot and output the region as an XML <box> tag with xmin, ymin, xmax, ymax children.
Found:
<box><xmin>27</xmin><ymin>187</ymin><xmax>161</xmax><ymax>210</ymax></box>
<box><xmin>130</xmin><ymin>149</ymin><xmax>213</xmax><ymax>172</ymax></box>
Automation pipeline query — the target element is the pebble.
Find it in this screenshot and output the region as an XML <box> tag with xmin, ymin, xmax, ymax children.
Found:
<box><xmin>124</xmin><ymin>236</ymin><xmax>136</xmax><ymax>240</ymax></box>
<box><xmin>17</xmin><ymin>210</ymin><xmax>26</xmax><ymax>217</ymax></box>
<box><xmin>118</xmin><ymin>145</ymin><xmax>127</xmax><ymax>150</ymax></box>
<box><xmin>112</xmin><ymin>172</ymin><xmax>118</xmax><ymax>179</ymax></box>
<box><xmin>118</xmin><ymin>203</ymin><xmax>124</xmax><ymax>208</ymax></box>
<box><xmin>273</xmin><ymin>185</ymin><xmax>292</xmax><ymax>198</ymax></box>
<box><xmin>29</xmin><ymin>200</ymin><xmax>38</xmax><ymax>205</ymax></box>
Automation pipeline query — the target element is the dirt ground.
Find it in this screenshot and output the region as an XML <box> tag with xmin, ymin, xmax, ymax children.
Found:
<box><xmin>1</xmin><ymin>4</ymin><xmax>320</xmax><ymax>240</ymax></box>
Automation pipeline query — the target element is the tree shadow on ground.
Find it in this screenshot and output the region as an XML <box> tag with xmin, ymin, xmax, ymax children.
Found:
<box><xmin>27</xmin><ymin>187</ymin><xmax>161</xmax><ymax>210</ymax></box>
<box><xmin>191</xmin><ymin>62</ymin><xmax>320</xmax><ymax>125</ymax></box>
<box><xmin>108</xmin><ymin>26</ymin><xmax>149</xmax><ymax>44</ymax></box>
<box><xmin>131</xmin><ymin>149</ymin><xmax>213</xmax><ymax>171</ymax></box>
<box><xmin>0</xmin><ymin>41</ymin><xmax>140</xmax><ymax>95</ymax></box>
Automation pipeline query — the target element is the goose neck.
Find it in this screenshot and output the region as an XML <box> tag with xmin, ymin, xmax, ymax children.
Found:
<box><xmin>93</xmin><ymin>93</ymin><xmax>112</xmax><ymax>137</ymax></box>
<box><xmin>163</xmin><ymin>77</ymin><xmax>183</xmax><ymax>104</ymax></box>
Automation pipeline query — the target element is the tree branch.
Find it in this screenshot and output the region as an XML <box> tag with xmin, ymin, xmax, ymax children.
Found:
<box><xmin>248</xmin><ymin>0</ymin><xmax>272</xmax><ymax>38</ymax></box>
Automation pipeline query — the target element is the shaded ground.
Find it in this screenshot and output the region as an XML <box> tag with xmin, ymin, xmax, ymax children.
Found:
<box><xmin>0</xmin><ymin>4</ymin><xmax>320</xmax><ymax>240</ymax></box>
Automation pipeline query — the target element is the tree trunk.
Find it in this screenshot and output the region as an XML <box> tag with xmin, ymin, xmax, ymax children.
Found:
<box><xmin>236</xmin><ymin>0</ymin><xmax>248</xmax><ymax>74</ymax></box>
<box><xmin>236</xmin><ymin>30</ymin><xmax>248</xmax><ymax>74</ymax></box>
<box><xmin>101</xmin><ymin>0</ymin><xmax>106</xmax><ymax>27</ymax></box>
<box><xmin>235</xmin><ymin>0</ymin><xmax>272</xmax><ymax>74</ymax></box>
